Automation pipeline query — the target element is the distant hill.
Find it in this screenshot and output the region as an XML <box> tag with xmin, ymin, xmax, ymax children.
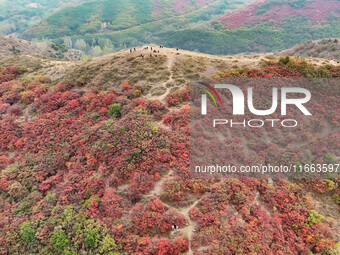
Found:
<box><xmin>0</xmin><ymin>34</ymin><xmax>83</xmax><ymax>60</ymax></box>
<box><xmin>0</xmin><ymin>0</ymin><xmax>87</xmax><ymax>35</ymax></box>
<box><xmin>20</xmin><ymin>0</ymin><xmax>340</xmax><ymax>56</ymax></box>
<box><xmin>218</xmin><ymin>0</ymin><xmax>340</xmax><ymax>30</ymax></box>
<box><xmin>23</xmin><ymin>0</ymin><xmax>224</xmax><ymax>39</ymax></box>
<box><xmin>21</xmin><ymin>0</ymin><xmax>255</xmax><ymax>54</ymax></box>
<box><xmin>281</xmin><ymin>38</ymin><xmax>340</xmax><ymax>61</ymax></box>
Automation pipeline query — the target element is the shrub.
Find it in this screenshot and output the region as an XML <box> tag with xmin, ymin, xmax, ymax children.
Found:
<box><xmin>166</xmin><ymin>88</ymin><xmax>190</xmax><ymax>107</ymax></box>
<box><xmin>306</xmin><ymin>210</ymin><xmax>324</xmax><ymax>226</ymax></box>
<box><xmin>52</xmin><ymin>230</ymin><xmax>69</xmax><ymax>251</ymax></box>
<box><xmin>108</xmin><ymin>103</ymin><xmax>121</xmax><ymax>116</ymax></box>
<box><xmin>44</xmin><ymin>192</ymin><xmax>57</xmax><ymax>203</ymax></box>
<box><xmin>91</xmin><ymin>112</ymin><xmax>100</xmax><ymax>119</ymax></box>
<box><xmin>99</xmin><ymin>234</ymin><xmax>118</xmax><ymax>253</ymax></box>
<box><xmin>104</xmin><ymin>119</ymin><xmax>115</xmax><ymax>131</ymax></box>
<box><xmin>8</xmin><ymin>105</ymin><xmax>22</xmax><ymax>116</ymax></box>
<box><xmin>84</xmin><ymin>196</ymin><xmax>101</xmax><ymax>208</ymax></box>
<box><xmin>21</xmin><ymin>91</ymin><xmax>35</xmax><ymax>104</ymax></box>
<box><xmin>134</xmin><ymin>89</ymin><xmax>142</xmax><ymax>97</ymax></box>
<box><xmin>20</xmin><ymin>221</ymin><xmax>35</xmax><ymax>244</ymax></box>
<box><xmin>120</xmin><ymin>82</ymin><xmax>131</xmax><ymax>91</ymax></box>
<box><xmin>85</xmin><ymin>229</ymin><xmax>100</xmax><ymax>248</ymax></box>
<box><xmin>76</xmin><ymin>75</ymin><xmax>87</xmax><ymax>86</ymax></box>
<box><xmin>152</xmin><ymin>126</ymin><xmax>158</xmax><ymax>134</ymax></box>
<box><xmin>324</xmin><ymin>153</ymin><xmax>337</xmax><ymax>164</ymax></box>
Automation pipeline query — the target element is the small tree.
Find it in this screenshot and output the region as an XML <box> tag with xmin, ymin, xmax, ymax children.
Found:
<box><xmin>52</xmin><ymin>230</ymin><xmax>69</xmax><ymax>251</ymax></box>
<box><xmin>99</xmin><ymin>234</ymin><xmax>118</xmax><ymax>253</ymax></box>
<box><xmin>85</xmin><ymin>229</ymin><xmax>100</xmax><ymax>248</ymax></box>
<box><xmin>20</xmin><ymin>221</ymin><xmax>35</xmax><ymax>244</ymax></box>
<box><xmin>108</xmin><ymin>103</ymin><xmax>121</xmax><ymax>116</ymax></box>
<box><xmin>306</xmin><ymin>210</ymin><xmax>324</xmax><ymax>226</ymax></box>
<box><xmin>91</xmin><ymin>46</ymin><xmax>102</xmax><ymax>57</ymax></box>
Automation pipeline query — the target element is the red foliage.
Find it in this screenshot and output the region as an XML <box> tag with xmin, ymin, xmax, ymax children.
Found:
<box><xmin>121</xmin><ymin>82</ymin><xmax>131</xmax><ymax>91</ymax></box>
<box><xmin>100</xmin><ymin>188</ymin><xmax>123</xmax><ymax>219</ymax></box>
<box><xmin>129</xmin><ymin>198</ymin><xmax>186</xmax><ymax>235</ymax></box>
<box><xmin>0</xmin><ymin>62</ymin><xmax>338</xmax><ymax>254</ymax></box>
<box><xmin>166</xmin><ymin>88</ymin><xmax>190</xmax><ymax>107</ymax></box>
<box><xmin>157</xmin><ymin>239</ymin><xmax>179</xmax><ymax>255</ymax></box>
<box><xmin>218</xmin><ymin>0</ymin><xmax>340</xmax><ymax>30</ymax></box>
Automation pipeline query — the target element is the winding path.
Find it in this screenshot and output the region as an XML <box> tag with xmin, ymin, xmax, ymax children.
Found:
<box><xmin>146</xmin><ymin>169</ymin><xmax>199</xmax><ymax>255</ymax></box>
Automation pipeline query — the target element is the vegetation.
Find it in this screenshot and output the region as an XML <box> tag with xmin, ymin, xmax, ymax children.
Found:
<box><xmin>24</xmin><ymin>0</ymin><xmax>222</xmax><ymax>39</ymax></box>
<box><xmin>283</xmin><ymin>38</ymin><xmax>340</xmax><ymax>60</ymax></box>
<box><xmin>0</xmin><ymin>55</ymin><xmax>339</xmax><ymax>254</ymax></box>
<box><xmin>22</xmin><ymin>0</ymin><xmax>253</xmax><ymax>55</ymax></box>
<box><xmin>0</xmin><ymin>0</ymin><xmax>338</xmax><ymax>57</ymax></box>
<box><xmin>0</xmin><ymin>0</ymin><xmax>86</xmax><ymax>34</ymax></box>
<box><xmin>306</xmin><ymin>210</ymin><xmax>324</xmax><ymax>226</ymax></box>
<box><xmin>257</xmin><ymin>0</ymin><xmax>309</xmax><ymax>14</ymax></box>
<box><xmin>52</xmin><ymin>230</ymin><xmax>69</xmax><ymax>252</ymax></box>
<box><xmin>15</xmin><ymin>0</ymin><xmax>339</xmax><ymax>56</ymax></box>
<box><xmin>20</xmin><ymin>221</ymin><xmax>35</xmax><ymax>244</ymax></box>
<box><xmin>160</xmin><ymin>15</ymin><xmax>340</xmax><ymax>54</ymax></box>
<box><xmin>108</xmin><ymin>103</ymin><xmax>122</xmax><ymax>116</ymax></box>
<box><xmin>37</xmin><ymin>13</ymin><xmax>340</xmax><ymax>56</ymax></box>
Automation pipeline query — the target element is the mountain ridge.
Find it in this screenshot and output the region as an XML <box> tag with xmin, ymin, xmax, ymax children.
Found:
<box><xmin>0</xmin><ymin>34</ymin><xmax>83</xmax><ymax>60</ymax></box>
<box><xmin>280</xmin><ymin>38</ymin><xmax>340</xmax><ymax>61</ymax></box>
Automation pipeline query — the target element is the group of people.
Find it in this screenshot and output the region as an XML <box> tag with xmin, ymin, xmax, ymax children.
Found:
<box><xmin>128</xmin><ymin>45</ymin><xmax>164</xmax><ymax>59</ymax></box>
<box><xmin>129</xmin><ymin>45</ymin><xmax>180</xmax><ymax>59</ymax></box>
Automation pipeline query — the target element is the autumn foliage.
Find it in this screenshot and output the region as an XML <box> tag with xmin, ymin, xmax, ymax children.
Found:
<box><xmin>0</xmin><ymin>59</ymin><xmax>339</xmax><ymax>254</ymax></box>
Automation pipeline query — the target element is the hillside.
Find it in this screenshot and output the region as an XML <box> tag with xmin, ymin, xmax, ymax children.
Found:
<box><xmin>281</xmin><ymin>38</ymin><xmax>340</xmax><ymax>61</ymax></box>
<box><xmin>0</xmin><ymin>47</ymin><xmax>339</xmax><ymax>254</ymax></box>
<box><xmin>18</xmin><ymin>0</ymin><xmax>340</xmax><ymax>55</ymax></box>
<box><xmin>0</xmin><ymin>46</ymin><xmax>281</xmax><ymax>95</ymax></box>
<box><xmin>24</xmin><ymin>0</ymin><xmax>219</xmax><ymax>39</ymax></box>
<box><xmin>218</xmin><ymin>0</ymin><xmax>340</xmax><ymax>30</ymax></box>
<box><xmin>21</xmin><ymin>0</ymin><xmax>253</xmax><ymax>54</ymax></box>
<box><xmin>0</xmin><ymin>34</ymin><xmax>83</xmax><ymax>60</ymax></box>
<box><xmin>0</xmin><ymin>0</ymin><xmax>87</xmax><ymax>35</ymax></box>
<box><xmin>0</xmin><ymin>0</ymin><xmax>339</xmax><ymax>56</ymax></box>
<box><xmin>0</xmin><ymin>46</ymin><xmax>338</xmax><ymax>97</ymax></box>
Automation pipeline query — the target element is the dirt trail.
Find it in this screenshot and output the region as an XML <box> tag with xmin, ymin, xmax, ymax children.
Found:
<box><xmin>178</xmin><ymin>200</ymin><xmax>199</xmax><ymax>255</ymax></box>
<box><xmin>149</xmin><ymin>170</ymin><xmax>173</xmax><ymax>197</ymax></box>
<box><xmin>146</xmin><ymin>169</ymin><xmax>200</xmax><ymax>255</ymax></box>
<box><xmin>148</xmin><ymin>47</ymin><xmax>177</xmax><ymax>101</ymax></box>
<box><xmin>90</xmin><ymin>45</ymin><xmax>330</xmax><ymax>105</ymax></box>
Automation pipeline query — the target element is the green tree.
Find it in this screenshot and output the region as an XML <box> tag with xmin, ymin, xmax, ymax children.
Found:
<box><xmin>306</xmin><ymin>210</ymin><xmax>324</xmax><ymax>226</ymax></box>
<box><xmin>108</xmin><ymin>104</ymin><xmax>121</xmax><ymax>116</ymax></box>
<box><xmin>100</xmin><ymin>234</ymin><xmax>119</xmax><ymax>253</ymax></box>
<box><xmin>63</xmin><ymin>37</ymin><xmax>73</xmax><ymax>48</ymax></box>
<box><xmin>91</xmin><ymin>45</ymin><xmax>102</xmax><ymax>57</ymax></box>
<box><xmin>85</xmin><ymin>229</ymin><xmax>100</xmax><ymax>248</ymax></box>
<box><xmin>20</xmin><ymin>221</ymin><xmax>35</xmax><ymax>244</ymax></box>
<box><xmin>52</xmin><ymin>229</ymin><xmax>69</xmax><ymax>251</ymax></box>
<box><xmin>75</xmin><ymin>39</ymin><xmax>87</xmax><ymax>51</ymax></box>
